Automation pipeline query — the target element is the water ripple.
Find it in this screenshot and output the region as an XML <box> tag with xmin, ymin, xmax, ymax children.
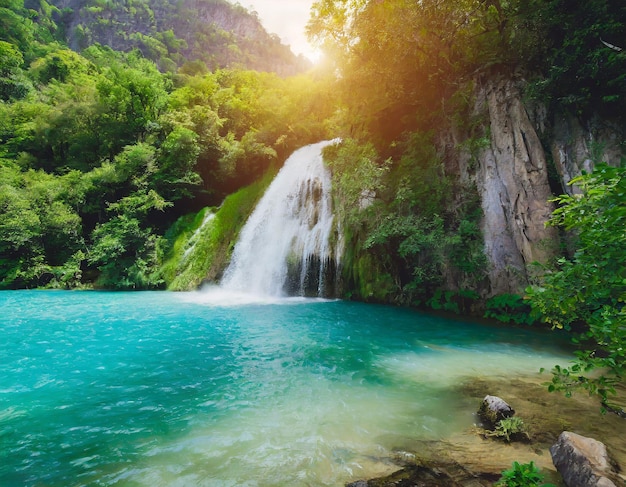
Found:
<box><xmin>0</xmin><ymin>290</ymin><xmax>572</xmax><ymax>486</ymax></box>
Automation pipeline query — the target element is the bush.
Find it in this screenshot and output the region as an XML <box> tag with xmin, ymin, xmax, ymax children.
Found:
<box><xmin>497</xmin><ymin>461</ymin><xmax>555</xmax><ymax>487</ymax></box>
<box><xmin>489</xmin><ymin>416</ymin><xmax>529</xmax><ymax>442</ymax></box>
<box><xmin>485</xmin><ymin>294</ymin><xmax>534</xmax><ymax>325</ymax></box>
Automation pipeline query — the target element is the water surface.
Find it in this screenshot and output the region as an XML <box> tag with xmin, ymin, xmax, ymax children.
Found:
<box><xmin>0</xmin><ymin>290</ymin><xmax>571</xmax><ymax>486</ymax></box>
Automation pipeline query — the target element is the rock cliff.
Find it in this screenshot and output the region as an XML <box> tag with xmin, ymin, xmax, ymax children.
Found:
<box><xmin>445</xmin><ymin>73</ymin><xmax>624</xmax><ymax>297</ymax></box>
<box><xmin>475</xmin><ymin>75</ymin><xmax>558</xmax><ymax>295</ymax></box>
<box><xmin>550</xmin><ymin>113</ymin><xmax>625</xmax><ymax>195</ymax></box>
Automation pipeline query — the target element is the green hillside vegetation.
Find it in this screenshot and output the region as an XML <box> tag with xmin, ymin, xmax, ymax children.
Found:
<box><xmin>0</xmin><ymin>0</ymin><xmax>337</xmax><ymax>289</ymax></box>
<box><xmin>52</xmin><ymin>0</ymin><xmax>311</xmax><ymax>75</ymax></box>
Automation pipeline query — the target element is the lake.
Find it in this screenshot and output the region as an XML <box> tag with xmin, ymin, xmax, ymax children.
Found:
<box><xmin>0</xmin><ymin>290</ymin><xmax>572</xmax><ymax>486</ymax></box>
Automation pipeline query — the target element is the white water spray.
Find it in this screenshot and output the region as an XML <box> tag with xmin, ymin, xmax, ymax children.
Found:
<box><xmin>220</xmin><ymin>140</ymin><xmax>342</xmax><ymax>297</ymax></box>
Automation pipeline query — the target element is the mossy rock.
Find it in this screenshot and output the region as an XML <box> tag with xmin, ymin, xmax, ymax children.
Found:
<box><xmin>478</xmin><ymin>395</ymin><xmax>515</xmax><ymax>429</ymax></box>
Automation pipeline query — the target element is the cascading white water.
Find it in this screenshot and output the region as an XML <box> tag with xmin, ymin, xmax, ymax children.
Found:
<box><xmin>220</xmin><ymin>140</ymin><xmax>342</xmax><ymax>297</ymax></box>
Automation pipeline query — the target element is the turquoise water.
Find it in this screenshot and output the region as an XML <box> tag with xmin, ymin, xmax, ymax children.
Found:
<box><xmin>0</xmin><ymin>290</ymin><xmax>571</xmax><ymax>486</ymax></box>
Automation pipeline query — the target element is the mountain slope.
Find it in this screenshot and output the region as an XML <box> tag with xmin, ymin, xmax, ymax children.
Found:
<box><xmin>49</xmin><ymin>0</ymin><xmax>310</xmax><ymax>75</ymax></box>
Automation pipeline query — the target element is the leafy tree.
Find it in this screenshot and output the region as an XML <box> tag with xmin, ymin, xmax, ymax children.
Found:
<box><xmin>88</xmin><ymin>183</ymin><xmax>171</xmax><ymax>289</ymax></box>
<box><xmin>93</xmin><ymin>49</ymin><xmax>169</xmax><ymax>155</ymax></box>
<box><xmin>0</xmin><ymin>161</ymin><xmax>84</xmax><ymax>288</ymax></box>
<box><xmin>528</xmin><ymin>164</ymin><xmax>626</xmax><ymax>411</ymax></box>
<box><xmin>154</xmin><ymin>125</ymin><xmax>202</xmax><ymax>200</ymax></box>
<box><xmin>0</xmin><ymin>0</ymin><xmax>36</xmax><ymax>50</ymax></box>
<box><xmin>510</xmin><ymin>0</ymin><xmax>626</xmax><ymax>117</ymax></box>
<box><xmin>29</xmin><ymin>46</ymin><xmax>92</xmax><ymax>83</ymax></box>
<box><xmin>0</xmin><ymin>40</ymin><xmax>31</xmax><ymax>100</ymax></box>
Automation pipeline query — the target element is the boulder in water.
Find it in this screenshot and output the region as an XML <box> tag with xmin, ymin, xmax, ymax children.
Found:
<box><xmin>478</xmin><ymin>395</ymin><xmax>515</xmax><ymax>429</ymax></box>
<box><xmin>550</xmin><ymin>431</ymin><xmax>621</xmax><ymax>487</ymax></box>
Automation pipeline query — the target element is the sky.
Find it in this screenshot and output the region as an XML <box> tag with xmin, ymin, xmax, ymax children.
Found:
<box><xmin>239</xmin><ymin>0</ymin><xmax>318</xmax><ymax>61</ymax></box>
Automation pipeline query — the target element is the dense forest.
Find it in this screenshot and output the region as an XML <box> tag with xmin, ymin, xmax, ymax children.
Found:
<box><xmin>1</xmin><ymin>0</ymin><xmax>625</xmax><ymax>406</ymax></box>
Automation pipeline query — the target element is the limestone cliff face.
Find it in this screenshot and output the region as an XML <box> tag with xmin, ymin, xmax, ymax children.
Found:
<box><xmin>445</xmin><ymin>74</ymin><xmax>624</xmax><ymax>297</ymax></box>
<box><xmin>443</xmin><ymin>75</ymin><xmax>558</xmax><ymax>296</ymax></box>
<box><xmin>474</xmin><ymin>76</ymin><xmax>558</xmax><ymax>295</ymax></box>
<box><xmin>550</xmin><ymin>113</ymin><xmax>624</xmax><ymax>195</ymax></box>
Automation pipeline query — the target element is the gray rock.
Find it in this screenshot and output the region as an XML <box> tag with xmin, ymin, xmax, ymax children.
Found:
<box><xmin>477</xmin><ymin>395</ymin><xmax>515</xmax><ymax>429</ymax></box>
<box><xmin>346</xmin><ymin>481</ymin><xmax>369</xmax><ymax>487</ymax></box>
<box><xmin>463</xmin><ymin>76</ymin><xmax>559</xmax><ymax>295</ymax></box>
<box><xmin>550</xmin><ymin>431</ymin><xmax>619</xmax><ymax>487</ymax></box>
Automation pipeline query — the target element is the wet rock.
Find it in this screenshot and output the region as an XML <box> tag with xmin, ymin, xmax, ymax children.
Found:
<box><xmin>345</xmin><ymin>462</ymin><xmax>497</xmax><ymax>487</ymax></box>
<box><xmin>550</xmin><ymin>431</ymin><xmax>620</xmax><ymax>487</ymax></box>
<box><xmin>478</xmin><ymin>395</ymin><xmax>515</xmax><ymax>429</ymax></box>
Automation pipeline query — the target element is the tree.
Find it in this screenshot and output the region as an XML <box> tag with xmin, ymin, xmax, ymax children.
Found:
<box><xmin>93</xmin><ymin>50</ymin><xmax>169</xmax><ymax>155</ymax></box>
<box><xmin>307</xmin><ymin>0</ymin><xmax>508</xmax><ymax>145</ymax></box>
<box><xmin>154</xmin><ymin>125</ymin><xmax>202</xmax><ymax>200</ymax></box>
<box><xmin>510</xmin><ymin>0</ymin><xmax>626</xmax><ymax>117</ymax></box>
<box><xmin>0</xmin><ymin>40</ymin><xmax>30</xmax><ymax>100</ymax></box>
<box><xmin>0</xmin><ymin>162</ymin><xmax>84</xmax><ymax>288</ymax></box>
<box><xmin>528</xmin><ymin>164</ymin><xmax>626</xmax><ymax>412</ymax></box>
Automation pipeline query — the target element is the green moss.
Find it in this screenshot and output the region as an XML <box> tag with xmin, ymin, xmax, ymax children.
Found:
<box><xmin>340</xmin><ymin>241</ymin><xmax>396</xmax><ymax>302</ymax></box>
<box><xmin>160</xmin><ymin>168</ymin><xmax>276</xmax><ymax>290</ymax></box>
<box><xmin>159</xmin><ymin>207</ymin><xmax>211</xmax><ymax>287</ymax></box>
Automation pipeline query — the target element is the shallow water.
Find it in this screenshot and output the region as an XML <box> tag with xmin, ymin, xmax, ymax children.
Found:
<box><xmin>0</xmin><ymin>290</ymin><xmax>572</xmax><ymax>486</ymax></box>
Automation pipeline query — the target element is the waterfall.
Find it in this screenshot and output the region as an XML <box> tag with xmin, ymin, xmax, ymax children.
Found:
<box><xmin>220</xmin><ymin>140</ymin><xmax>342</xmax><ymax>297</ymax></box>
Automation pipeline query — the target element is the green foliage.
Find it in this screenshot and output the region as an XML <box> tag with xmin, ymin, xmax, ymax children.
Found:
<box><xmin>0</xmin><ymin>40</ymin><xmax>31</xmax><ymax>100</ymax></box>
<box><xmin>489</xmin><ymin>416</ymin><xmax>528</xmax><ymax>443</ymax></box>
<box><xmin>497</xmin><ymin>461</ymin><xmax>555</xmax><ymax>487</ymax></box>
<box><xmin>30</xmin><ymin>47</ymin><xmax>91</xmax><ymax>84</ymax></box>
<box><xmin>427</xmin><ymin>289</ymin><xmax>480</xmax><ymax>315</ymax></box>
<box><xmin>154</xmin><ymin>125</ymin><xmax>202</xmax><ymax>200</ymax></box>
<box><xmin>0</xmin><ymin>162</ymin><xmax>84</xmax><ymax>289</ymax></box>
<box><xmin>485</xmin><ymin>294</ymin><xmax>535</xmax><ymax>325</ymax></box>
<box><xmin>324</xmin><ymin>138</ymin><xmax>389</xmax><ymax>227</ymax></box>
<box><xmin>163</xmin><ymin>170</ymin><xmax>275</xmax><ymax>290</ymax></box>
<box><xmin>325</xmin><ymin>134</ymin><xmax>486</xmax><ymax>305</ymax></box>
<box><xmin>88</xmin><ymin>212</ymin><xmax>165</xmax><ymax>290</ymax></box>
<box><xmin>512</xmin><ymin>0</ymin><xmax>626</xmax><ymax>117</ymax></box>
<box><xmin>527</xmin><ymin>164</ymin><xmax>626</xmax><ymax>410</ymax></box>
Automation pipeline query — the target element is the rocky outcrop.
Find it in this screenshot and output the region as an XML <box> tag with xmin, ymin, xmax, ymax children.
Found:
<box><xmin>442</xmin><ymin>72</ymin><xmax>625</xmax><ymax>297</ymax></box>
<box><xmin>550</xmin><ymin>113</ymin><xmax>625</xmax><ymax>195</ymax></box>
<box><xmin>550</xmin><ymin>431</ymin><xmax>622</xmax><ymax>487</ymax></box>
<box><xmin>477</xmin><ymin>395</ymin><xmax>515</xmax><ymax>429</ymax></box>
<box><xmin>345</xmin><ymin>460</ymin><xmax>498</xmax><ymax>487</ymax></box>
<box><xmin>455</xmin><ymin>75</ymin><xmax>559</xmax><ymax>296</ymax></box>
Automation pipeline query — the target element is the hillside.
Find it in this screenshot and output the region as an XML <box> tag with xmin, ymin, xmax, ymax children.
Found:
<box><xmin>46</xmin><ymin>0</ymin><xmax>310</xmax><ymax>75</ymax></box>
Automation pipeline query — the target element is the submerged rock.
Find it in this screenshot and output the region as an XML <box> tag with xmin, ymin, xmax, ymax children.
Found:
<box><xmin>478</xmin><ymin>395</ymin><xmax>515</xmax><ymax>429</ymax></box>
<box><xmin>345</xmin><ymin>461</ymin><xmax>498</xmax><ymax>487</ymax></box>
<box><xmin>550</xmin><ymin>431</ymin><xmax>621</xmax><ymax>487</ymax></box>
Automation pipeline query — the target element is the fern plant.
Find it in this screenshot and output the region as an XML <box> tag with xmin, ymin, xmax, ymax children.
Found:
<box><xmin>496</xmin><ymin>417</ymin><xmax>527</xmax><ymax>442</ymax></box>
<box><xmin>496</xmin><ymin>461</ymin><xmax>555</xmax><ymax>487</ymax></box>
<box><xmin>486</xmin><ymin>416</ymin><xmax>529</xmax><ymax>442</ymax></box>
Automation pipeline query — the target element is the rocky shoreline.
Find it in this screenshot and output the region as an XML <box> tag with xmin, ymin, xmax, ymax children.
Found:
<box><xmin>345</xmin><ymin>376</ymin><xmax>626</xmax><ymax>486</ymax></box>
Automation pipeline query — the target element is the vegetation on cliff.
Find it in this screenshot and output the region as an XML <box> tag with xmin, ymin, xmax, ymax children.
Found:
<box><xmin>308</xmin><ymin>0</ymin><xmax>625</xmax><ymax>306</ymax></box>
